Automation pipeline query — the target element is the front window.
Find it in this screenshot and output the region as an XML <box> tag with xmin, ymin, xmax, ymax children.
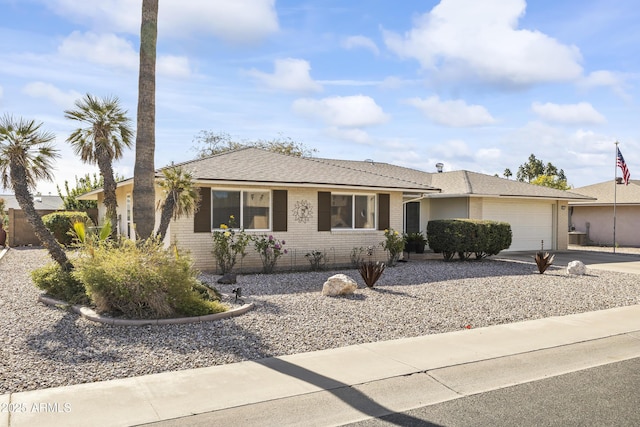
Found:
<box><xmin>212</xmin><ymin>190</ymin><xmax>270</xmax><ymax>230</ymax></box>
<box><xmin>331</xmin><ymin>194</ymin><xmax>375</xmax><ymax>229</ymax></box>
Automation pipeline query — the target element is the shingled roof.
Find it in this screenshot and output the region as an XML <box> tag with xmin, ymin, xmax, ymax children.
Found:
<box><xmin>316</xmin><ymin>158</ymin><xmax>593</xmax><ymax>201</ymax></box>
<box><xmin>164</xmin><ymin>147</ymin><xmax>438</xmax><ymax>192</ymax></box>
<box><xmin>569</xmin><ymin>180</ymin><xmax>640</xmax><ymax>205</ymax></box>
<box><xmin>81</xmin><ymin>148</ymin><xmax>595</xmax><ymax>202</ymax></box>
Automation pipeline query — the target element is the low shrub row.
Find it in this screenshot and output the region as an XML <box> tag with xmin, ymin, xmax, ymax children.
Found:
<box><xmin>427</xmin><ymin>219</ymin><xmax>512</xmax><ymax>261</ymax></box>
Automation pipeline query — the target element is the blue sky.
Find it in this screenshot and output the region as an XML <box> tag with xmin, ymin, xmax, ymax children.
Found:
<box><xmin>1</xmin><ymin>0</ymin><xmax>639</xmax><ymax>195</ymax></box>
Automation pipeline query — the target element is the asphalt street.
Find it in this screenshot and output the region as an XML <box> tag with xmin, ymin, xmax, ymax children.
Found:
<box><xmin>347</xmin><ymin>357</ymin><xmax>640</xmax><ymax>427</ymax></box>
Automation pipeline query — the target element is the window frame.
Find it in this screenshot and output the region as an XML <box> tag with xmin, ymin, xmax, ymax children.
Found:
<box><xmin>210</xmin><ymin>188</ymin><xmax>272</xmax><ymax>231</ymax></box>
<box><xmin>330</xmin><ymin>192</ymin><xmax>377</xmax><ymax>231</ymax></box>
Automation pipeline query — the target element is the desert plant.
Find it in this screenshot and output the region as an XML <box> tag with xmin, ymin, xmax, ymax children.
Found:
<box><xmin>73</xmin><ymin>238</ymin><xmax>226</xmax><ymax>319</ymax></box>
<box><xmin>358</xmin><ymin>261</ymin><xmax>386</xmax><ymax>288</ymax></box>
<box><xmin>406</xmin><ymin>231</ymin><xmax>427</xmax><ymax>253</ymax></box>
<box><xmin>211</xmin><ymin>216</ymin><xmax>250</xmax><ymax>274</ymax></box>
<box><xmin>305</xmin><ymin>250</ymin><xmax>326</xmax><ymax>271</ymax></box>
<box><xmin>534</xmin><ymin>251</ymin><xmax>555</xmax><ymax>274</ymax></box>
<box><xmin>253</xmin><ymin>234</ymin><xmax>287</xmax><ymax>273</ymax></box>
<box><xmin>381</xmin><ymin>228</ymin><xmax>404</xmax><ymax>266</ymax></box>
<box><xmin>31</xmin><ymin>262</ymin><xmax>88</xmax><ymax>304</ymax></box>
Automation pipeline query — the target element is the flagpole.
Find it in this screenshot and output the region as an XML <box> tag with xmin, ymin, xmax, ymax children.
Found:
<box><xmin>614</xmin><ymin>141</ymin><xmax>618</xmax><ymax>254</ymax></box>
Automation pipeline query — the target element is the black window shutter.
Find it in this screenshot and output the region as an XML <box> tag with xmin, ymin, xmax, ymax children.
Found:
<box><xmin>194</xmin><ymin>187</ymin><xmax>211</xmax><ymax>233</ymax></box>
<box><xmin>272</xmin><ymin>190</ymin><xmax>288</xmax><ymax>232</ymax></box>
<box><xmin>377</xmin><ymin>193</ymin><xmax>390</xmax><ymax>230</ymax></box>
<box><xmin>318</xmin><ymin>191</ymin><xmax>331</xmax><ymax>231</ymax></box>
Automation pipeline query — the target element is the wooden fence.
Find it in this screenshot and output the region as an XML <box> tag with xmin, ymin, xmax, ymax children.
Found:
<box><xmin>6</xmin><ymin>208</ymin><xmax>98</xmax><ymax>247</ymax></box>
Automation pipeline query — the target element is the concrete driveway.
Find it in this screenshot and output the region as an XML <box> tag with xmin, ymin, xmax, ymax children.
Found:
<box><xmin>496</xmin><ymin>248</ymin><xmax>640</xmax><ymax>274</ymax></box>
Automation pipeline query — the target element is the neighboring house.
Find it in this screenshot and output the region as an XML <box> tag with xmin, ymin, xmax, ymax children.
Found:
<box><xmin>0</xmin><ymin>194</ymin><xmax>64</xmax><ymax>211</ymax></box>
<box><xmin>79</xmin><ymin>148</ymin><xmax>593</xmax><ymax>271</ymax></box>
<box><xmin>0</xmin><ymin>194</ymin><xmax>64</xmax><ymax>246</ymax></box>
<box><xmin>569</xmin><ymin>179</ymin><xmax>640</xmax><ymax>247</ymax></box>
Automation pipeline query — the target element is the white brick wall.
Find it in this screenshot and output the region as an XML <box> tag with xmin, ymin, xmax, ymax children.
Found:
<box><xmin>168</xmin><ymin>186</ymin><xmax>405</xmax><ymax>272</ymax></box>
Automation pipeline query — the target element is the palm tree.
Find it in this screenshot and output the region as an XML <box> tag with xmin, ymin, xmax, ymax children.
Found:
<box><xmin>155</xmin><ymin>166</ymin><xmax>201</xmax><ymax>241</ymax></box>
<box><xmin>133</xmin><ymin>0</ymin><xmax>159</xmax><ymax>240</ymax></box>
<box><xmin>0</xmin><ymin>115</ymin><xmax>72</xmax><ymax>270</ymax></box>
<box><xmin>64</xmin><ymin>94</ymin><xmax>133</xmax><ymax>237</ymax></box>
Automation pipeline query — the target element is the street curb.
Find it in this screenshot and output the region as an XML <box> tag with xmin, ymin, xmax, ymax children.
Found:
<box><xmin>38</xmin><ymin>294</ymin><xmax>254</xmax><ymax>326</ymax></box>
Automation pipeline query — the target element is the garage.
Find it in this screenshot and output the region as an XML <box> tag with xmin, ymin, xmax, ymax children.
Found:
<box><xmin>483</xmin><ymin>200</ymin><xmax>554</xmax><ymax>251</ymax></box>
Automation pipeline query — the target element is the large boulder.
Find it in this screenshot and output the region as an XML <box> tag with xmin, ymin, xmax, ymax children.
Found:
<box><xmin>567</xmin><ymin>260</ymin><xmax>587</xmax><ymax>276</ymax></box>
<box><xmin>322</xmin><ymin>274</ymin><xmax>358</xmax><ymax>296</ymax></box>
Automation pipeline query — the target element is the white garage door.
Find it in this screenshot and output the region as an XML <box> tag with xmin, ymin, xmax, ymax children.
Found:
<box><xmin>483</xmin><ymin>200</ymin><xmax>554</xmax><ymax>251</ymax></box>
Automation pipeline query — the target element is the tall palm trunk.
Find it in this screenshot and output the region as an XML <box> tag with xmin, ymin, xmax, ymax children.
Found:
<box><xmin>10</xmin><ymin>162</ymin><xmax>72</xmax><ymax>271</ymax></box>
<box><xmin>133</xmin><ymin>0</ymin><xmax>158</xmax><ymax>240</ymax></box>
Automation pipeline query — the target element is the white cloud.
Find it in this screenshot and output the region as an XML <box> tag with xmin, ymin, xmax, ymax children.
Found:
<box><xmin>531</xmin><ymin>102</ymin><xmax>606</xmax><ymax>125</ymax></box>
<box><xmin>0</xmin><ymin>85</ymin><xmax>3</xmax><ymax>100</ymax></box>
<box><xmin>157</xmin><ymin>55</ymin><xmax>191</xmax><ymax>78</ymax></box>
<box><xmin>58</xmin><ymin>31</ymin><xmax>138</xmax><ymax>69</ymax></box>
<box><xmin>23</xmin><ymin>82</ymin><xmax>82</xmax><ymax>108</ymax></box>
<box><xmin>342</xmin><ymin>35</ymin><xmax>380</xmax><ymax>55</ymax></box>
<box><xmin>247</xmin><ymin>58</ymin><xmax>322</xmax><ymax>93</ymax></box>
<box><xmin>46</xmin><ymin>0</ymin><xmax>279</xmax><ymax>44</ymax></box>
<box><xmin>58</xmin><ymin>31</ymin><xmax>191</xmax><ymax>77</ymax></box>
<box><xmin>383</xmin><ymin>0</ymin><xmax>583</xmax><ymax>85</ymax></box>
<box><xmin>431</xmin><ymin>140</ymin><xmax>475</xmax><ymax>161</ymax></box>
<box><xmin>579</xmin><ymin>70</ymin><xmax>629</xmax><ymax>99</ymax></box>
<box><xmin>326</xmin><ymin>127</ymin><xmax>372</xmax><ymax>145</ymax></box>
<box><xmin>292</xmin><ymin>95</ymin><xmax>389</xmax><ymax>128</ymax></box>
<box><xmin>405</xmin><ymin>96</ymin><xmax>496</xmax><ymax>127</ymax></box>
<box><xmin>160</xmin><ymin>0</ymin><xmax>279</xmax><ymax>43</ymax></box>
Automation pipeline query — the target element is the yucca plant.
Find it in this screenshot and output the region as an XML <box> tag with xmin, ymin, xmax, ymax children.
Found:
<box><xmin>358</xmin><ymin>261</ymin><xmax>386</xmax><ymax>288</ymax></box>
<box><xmin>72</xmin><ymin>219</ymin><xmax>111</xmax><ymax>257</ymax></box>
<box><xmin>534</xmin><ymin>251</ymin><xmax>555</xmax><ymax>274</ymax></box>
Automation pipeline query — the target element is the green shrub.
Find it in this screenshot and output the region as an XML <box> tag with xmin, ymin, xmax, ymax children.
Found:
<box><xmin>427</xmin><ymin>219</ymin><xmax>512</xmax><ymax>261</ymax></box>
<box><xmin>42</xmin><ymin>211</ymin><xmax>93</xmax><ymax>246</ymax></box>
<box><xmin>73</xmin><ymin>239</ymin><xmax>227</xmax><ymax>319</ymax></box>
<box><xmin>31</xmin><ymin>262</ymin><xmax>88</xmax><ymax>304</ymax></box>
<box><xmin>381</xmin><ymin>228</ymin><xmax>404</xmax><ymax>266</ymax></box>
<box><xmin>212</xmin><ymin>216</ymin><xmax>250</xmax><ymax>274</ymax></box>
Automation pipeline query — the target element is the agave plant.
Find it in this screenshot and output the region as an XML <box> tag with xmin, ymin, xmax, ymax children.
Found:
<box><xmin>534</xmin><ymin>251</ymin><xmax>555</xmax><ymax>274</ymax></box>
<box><xmin>358</xmin><ymin>261</ymin><xmax>386</xmax><ymax>288</ymax></box>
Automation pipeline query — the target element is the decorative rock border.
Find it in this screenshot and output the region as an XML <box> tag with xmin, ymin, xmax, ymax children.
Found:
<box><xmin>38</xmin><ymin>294</ymin><xmax>254</xmax><ymax>326</ymax></box>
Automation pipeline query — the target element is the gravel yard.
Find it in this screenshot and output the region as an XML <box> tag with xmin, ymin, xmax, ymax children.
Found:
<box><xmin>2</xmin><ymin>247</ymin><xmax>640</xmax><ymax>394</ymax></box>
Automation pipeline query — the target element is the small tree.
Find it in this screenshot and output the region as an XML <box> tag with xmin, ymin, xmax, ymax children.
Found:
<box><xmin>155</xmin><ymin>166</ymin><xmax>201</xmax><ymax>241</ymax></box>
<box><xmin>530</xmin><ymin>174</ymin><xmax>571</xmax><ymax>190</ymax></box>
<box><xmin>57</xmin><ymin>173</ymin><xmax>103</xmax><ymax>210</ymax></box>
<box><xmin>65</xmin><ymin>94</ymin><xmax>133</xmax><ymax>237</ymax></box>
<box><xmin>0</xmin><ymin>115</ymin><xmax>72</xmax><ymax>270</ymax></box>
<box><xmin>515</xmin><ymin>154</ymin><xmax>570</xmax><ymax>188</ymax></box>
<box><xmin>192</xmin><ymin>130</ymin><xmax>317</xmax><ymax>158</ymax></box>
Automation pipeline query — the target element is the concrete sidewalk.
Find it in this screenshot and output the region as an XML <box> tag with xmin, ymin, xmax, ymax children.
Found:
<box><xmin>3</xmin><ymin>305</ymin><xmax>640</xmax><ymax>427</ymax></box>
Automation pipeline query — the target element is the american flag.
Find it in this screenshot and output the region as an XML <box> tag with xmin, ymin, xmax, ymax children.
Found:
<box><xmin>617</xmin><ymin>147</ymin><xmax>631</xmax><ymax>185</ymax></box>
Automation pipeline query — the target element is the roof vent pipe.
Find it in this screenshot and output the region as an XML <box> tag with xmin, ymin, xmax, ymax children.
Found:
<box><xmin>435</xmin><ymin>162</ymin><xmax>444</xmax><ymax>173</ymax></box>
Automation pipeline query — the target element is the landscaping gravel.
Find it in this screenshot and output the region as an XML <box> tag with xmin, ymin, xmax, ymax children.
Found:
<box><xmin>2</xmin><ymin>247</ymin><xmax>640</xmax><ymax>395</ymax></box>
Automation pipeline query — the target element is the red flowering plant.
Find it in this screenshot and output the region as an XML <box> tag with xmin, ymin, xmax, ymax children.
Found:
<box><xmin>252</xmin><ymin>234</ymin><xmax>287</xmax><ymax>273</ymax></box>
